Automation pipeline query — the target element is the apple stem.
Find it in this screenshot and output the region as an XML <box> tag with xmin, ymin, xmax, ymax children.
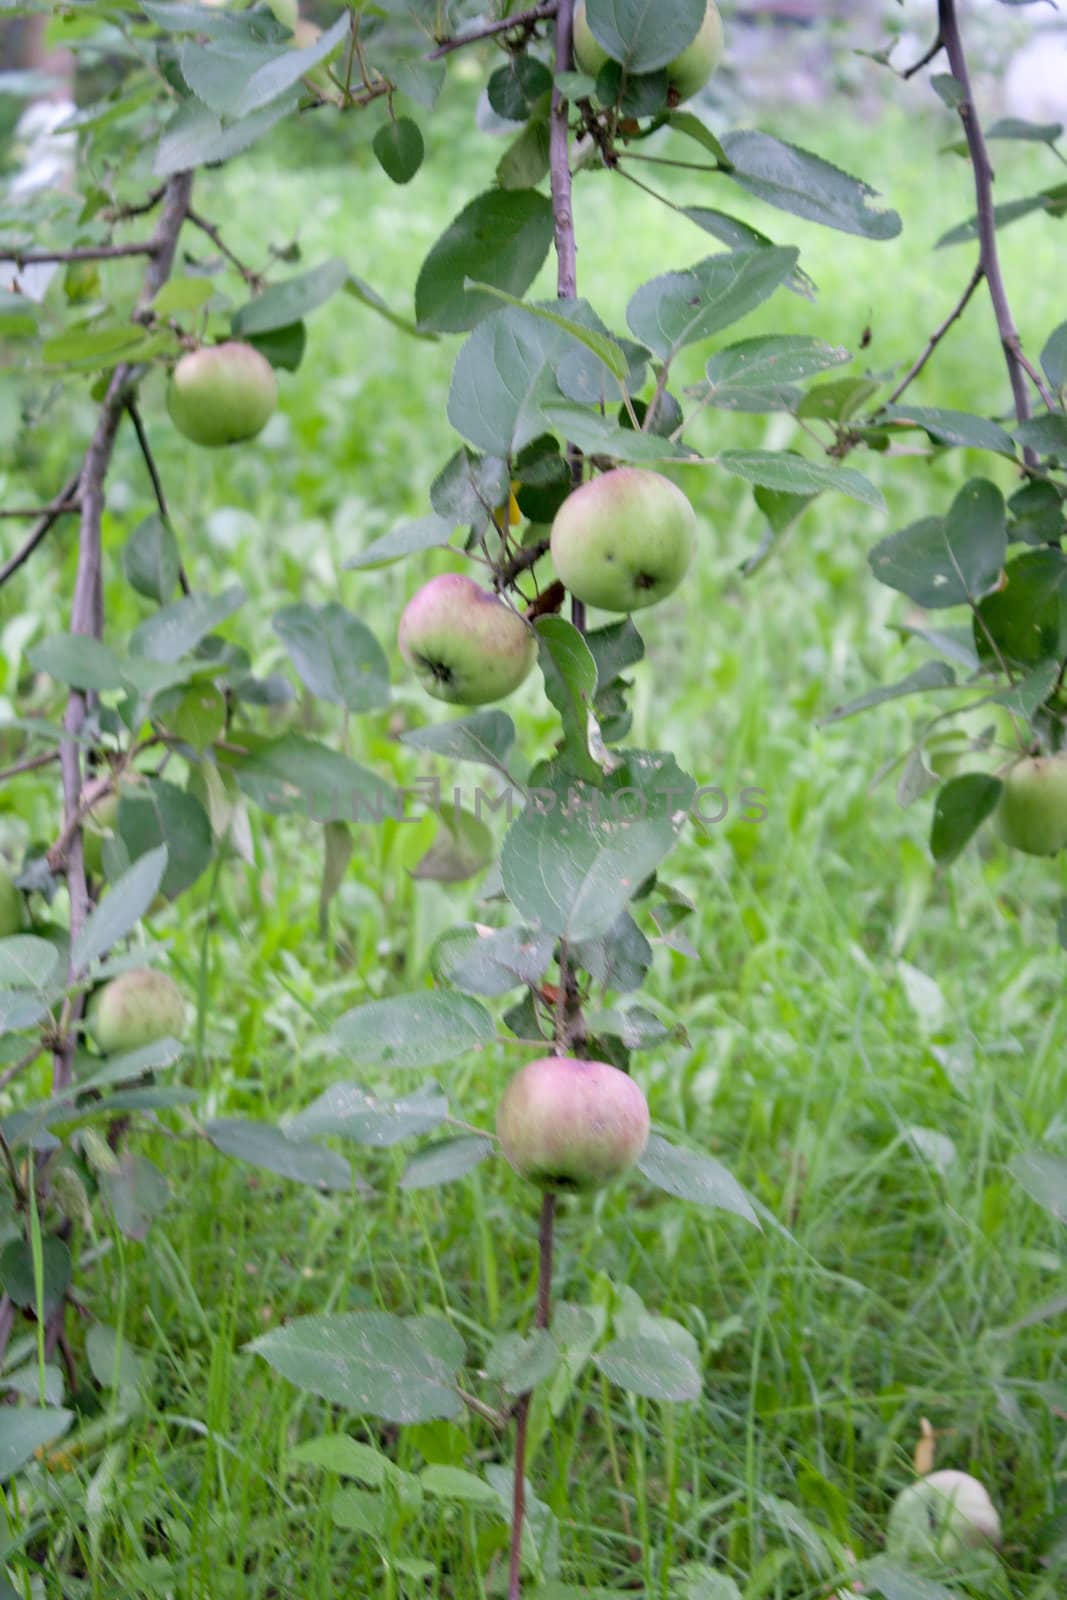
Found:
<box><xmin>507</xmin><ymin>1191</ymin><xmax>557</xmax><ymax>1600</ymax></box>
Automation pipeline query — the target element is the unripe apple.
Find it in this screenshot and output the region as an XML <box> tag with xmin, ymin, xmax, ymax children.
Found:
<box><xmin>573</xmin><ymin>0</ymin><xmax>724</xmax><ymax>104</ymax></box>
<box><xmin>496</xmin><ymin>1056</ymin><xmax>650</xmax><ymax>1193</ymax></box>
<box><xmin>166</xmin><ymin>342</ymin><xmax>278</xmax><ymax>449</ymax></box>
<box><xmin>398</xmin><ymin>573</ymin><xmax>536</xmax><ymax>706</ymax></box>
<box><xmin>994</xmin><ymin>752</ymin><xmax>1067</xmax><ymax>857</ymax></box>
<box><xmin>887</xmin><ymin>1470</ymin><xmax>1001</xmax><ymax>1565</ymax></box>
<box><xmin>550</xmin><ymin>468</ymin><xmax>695</xmax><ymax>613</ymax></box>
<box><xmin>86</xmin><ymin>968</ymin><xmax>186</xmax><ymax>1055</ymax></box>
<box><xmin>0</xmin><ymin>868</ymin><xmax>23</xmax><ymax>938</ymax></box>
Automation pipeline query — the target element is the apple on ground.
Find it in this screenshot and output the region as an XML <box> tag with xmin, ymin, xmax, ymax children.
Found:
<box><xmin>496</xmin><ymin>1056</ymin><xmax>650</xmax><ymax>1193</ymax></box>
<box><xmin>550</xmin><ymin>467</ymin><xmax>695</xmax><ymax>613</ymax></box>
<box><xmin>887</xmin><ymin>1470</ymin><xmax>1001</xmax><ymax>1565</ymax></box>
<box><xmin>994</xmin><ymin>752</ymin><xmax>1067</xmax><ymax>856</ymax></box>
<box><xmin>398</xmin><ymin>573</ymin><xmax>536</xmax><ymax>706</ymax></box>
<box><xmin>573</xmin><ymin>0</ymin><xmax>724</xmax><ymax>104</ymax></box>
<box><xmin>0</xmin><ymin>868</ymin><xmax>23</xmax><ymax>937</ymax></box>
<box><xmin>167</xmin><ymin>342</ymin><xmax>277</xmax><ymax>448</ymax></box>
<box><xmin>87</xmin><ymin>969</ymin><xmax>187</xmax><ymax>1055</ymax></box>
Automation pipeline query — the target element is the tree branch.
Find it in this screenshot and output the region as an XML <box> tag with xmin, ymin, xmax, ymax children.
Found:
<box><xmin>937</xmin><ymin>1</ymin><xmax>1034</xmax><ymax>429</ymax></box>
<box><xmin>885</xmin><ymin>262</ymin><xmax>984</xmax><ymax>407</ymax></box>
<box><xmin>901</xmin><ymin>32</ymin><xmax>944</xmax><ymax>80</ymax></box>
<box><xmin>0</xmin><ymin>477</ymin><xmax>81</xmax><ymax>589</ymax></box>
<box><xmin>54</xmin><ymin>170</ymin><xmax>193</xmax><ymax>1092</ymax></box>
<box><xmin>0</xmin><ymin>750</ymin><xmax>60</xmax><ymax>785</ymax></box>
<box><xmin>507</xmin><ymin>1191</ymin><xmax>557</xmax><ymax>1600</ymax></box>
<box><xmin>186</xmin><ymin>207</ymin><xmax>262</xmax><ymax>289</ymax></box>
<box><xmin>6</xmin><ymin>243</ymin><xmax>156</xmax><ymax>267</ymax></box>
<box><xmin>429</xmin><ymin>1</ymin><xmax>557</xmax><ymax>59</ymax></box>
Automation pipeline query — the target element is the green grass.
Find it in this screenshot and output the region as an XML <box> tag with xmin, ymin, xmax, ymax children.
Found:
<box><xmin>1</xmin><ymin>67</ymin><xmax>1066</xmax><ymax>1600</ymax></box>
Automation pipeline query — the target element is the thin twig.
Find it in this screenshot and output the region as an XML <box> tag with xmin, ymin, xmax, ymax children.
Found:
<box><xmin>103</xmin><ymin>184</ymin><xmax>167</xmax><ymax>222</ymax></box>
<box><xmin>937</xmin><ymin>1</ymin><xmax>1033</xmax><ymax>431</ymax></box>
<box><xmin>901</xmin><ymin>32</ymin><xmax>944</xmax><ymax>80</ymax></box>
<box><xmin>497</xmin><ymin>538</ymin><xmax>551</xmax><ymax>590</ymax></box>
<box><xmin>508</xmin><ymin>1192</ymin><xmax>557</xmax><ymax>1600</ymax></box>
<box><xmin>885</xmin><ymin>262</ymin><xmax>984</xmax><ymax>406</ymax></box>
<box><xmin>0</xmin><ymin>1042</ymin><xmax>46</xmax><ymax>1095</ymax></box>
<box><xmin>0</xmin><ymin>505</ymin><xmax>80</xmax><ymax>519</ymax></box>
<box><xmin>186</xmin><ymin>207</ymin><xmax>262</xmax><ymax>289</ymax></box>
<box><xmin>125</xmin><ymin>399</ymin><xmax>191</xmax><ymax>594</ymax></box>
<box><xmin>429</xmin><ymin>1</ymin><xmax>557</xmax><ymax>59</ymax></box>
<box><xmin>0</xmin><ymin>750</ymin><xmax>60</xmax><ymax>785</ymax></box>
<box><xmin>4</xmin><ymin>243</ymin><xmax>156</xmax><ymax>266</ymax></box>
<box><xmin>0</xmin><ymin>476</ymin><xmax>82</xmax><ymax>589</ymax></box>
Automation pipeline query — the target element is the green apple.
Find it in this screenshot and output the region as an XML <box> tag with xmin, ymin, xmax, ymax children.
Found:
<box><xmin>87</xmin><ymin>968</ymin><xmax>187</xmax><ymax>1055</ymax></box>
<box><xmin>573</xmin><ymin>0</ymin><xmax>724</xmax><ymax>103</ymax></box>
<box><xmin>887</xmin><ymin>1470</ymin><xmax>1001</xmax><ymax>1565</ymax></box>
<box><xmin>0</xmin><ymin>868</ymin><xmax>23</xmax><ymax>938</ymax></box>
<box><xmin>550</xmin><ymin>467</ymin><xmax>695</xmax><ymax>613</ymax></box>
<box><xmin>167</xmin><ymin>342</ymin><xmax>278</xmax><ymax>448</ymax></box>
<box><xmin>994</xmin><ymin>752</ymin><xmax>1067</xmax><ymax>857</ymax></box>
<box><xmin>398</xmin><ymin>573</ymin><xmax>536</xmax><ymax>706</ymax></box>
<box><xmin>926</xmin><ymin>704</ymin><xmax>1019</xmax><ymax>781</ymax></box>
<box><xmin>496</xmin><ymin>1056</ymin><xmax>650</xmax><ymax>1193</ymax></box>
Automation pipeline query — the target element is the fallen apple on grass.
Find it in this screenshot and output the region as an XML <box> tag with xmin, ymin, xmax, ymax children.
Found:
<box><xmin>496</xmin><ymin>1056</ymin><xmax>650</xmax><ymax>1193</ymax></box>
<box><xmin>887</xmin><ymin>1469</ymin><xmax>1001</xmax><ymax>1565</ymax></box>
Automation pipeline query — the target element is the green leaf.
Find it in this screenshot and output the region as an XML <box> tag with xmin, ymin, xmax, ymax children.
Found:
<box><xmin>248</xmin><ymin>1312</ymin><xmax>466</xmax><ymax>1421</ymax></box>
<box><xmin>71</xmin><ymin>847</ymin><xmax>167</xmax><ymax>974</ymax></box>
<box><xmin>870</xmin><ymin>480</ymin><xmax>1005</xmax><ymax>609</ymax></box>
<box><xmin>626</xmin><ymin>247</ymin><xmax>799</xmax><ymax>361</ymax></box>
<box><xmin>719</xmin><ymin>130</ymin><xmax>902</xmax><ymax>239</ymax></box>
<box><xmin>573</xmin><ymin>911</ymin><xmax>653</xmax><ymax>993</ymax></box>
<box><xmin>501</xmin><ymin>753</ymin><xmax>695</xmax><ymax>940</ymax></box>
<box><xmin>228</xmin><ymin>733</ymin><xmax>398</xmax><ymax>822</ymax></box>
<box><xmin>585</xmin><ymin>0</ymin><xmax>705</xmax><ymax>74</ymax></box>
<box><xmin>26</xmin><ymin>635</ymin><xmax>125</xmax><ymax>692</ymax></box>
<box><xmin>41</xmin><ymin>326</ymin><xmax>164</xmax><ymax>369</ymax></box>
<box><xmin>204</xmin><ymin>1118</ymin><xmax>358</xmax><ymax>1193</ymax></box>
<box><xmin>497</xmin><ymin>118</ymin><xmax>552</xmax><ymax>192</ymax></box>
<box><xmin>719</xmin><ymin>451</ymin><xmax>884</xmax><ymax>510</ymax></box>
<box><xmin>290</xmin><ymin>1434</ymin><xmax>392</xmax><ymax>1485</ymax></box>
<box><xmin>594</xmin><ymin>1335</ymin><xmax>701</xmax><ymax>1402</ymax></box>
<box><xmin>433</xmin><ymin>925</ymin><xmax>554</xmax><ymax>997</ymax></box>
<box><xmin>539</xmin><ymin>403</ymin><xmax>683</xmax><ymax>463</ymax></box>
<box><xmin>1041</xmin><ymin>321</ymin><xmax>1067</xmax><ymax>394</ymax></box>
<box><xmin>821</xmin><ymin>662</ymin><xmax>956</xmax><ymax>725</ymax></box>
<box><xmin>330</xmin><ymin>993</ymin><xmax>495</xmax><ymax>1068</ymax></box>
<box><xmin>863</xmin><ymin>1556</ymin><xmax>957</xmax><ymax>1600</ymax></box>
<box><xmin>0</xmin><ymin>937</ymin><xmax>59</xmax><ymax>991</ymax></box>
<box><xmin>319</xmin><ymin>821</ymin><xmax>353</xmax><ymax>935</ymax></box>
<box><xmin>117</xmin><ymin>781</ymin><xmax>211</xmax><ymax>902</ymax></box>
<box><xmin>420</xmin><ymin>1464</ymin><xmax>501</xmax><ymax>1506</ymax></box>
<box><xmin>415</xmin><ymin>189</ymin><xmax>555</xmax><ymax>335</ymax></box>
<box><xmin>400</xmin><ymin>710</ymin><xmax>516</xmax><ymax>776</ymax></box>
<box><xmin>155</xmin><ymin>90</ymin><xmax>300</xmax><ymax>177</ymax></box>
<box><xmin>930</xmin><ymin>773</ymin><xmax>1002</xmax><ymax>866</ymax></box>
<box><xmin>488</xmin><ymin>55</ymin><xmax>552</xmax><ymax>121</ymax></box>
<box><xmin>1010</xmin><ymin>1149</ymin><xmax>1067</xmax><ymax>1225</ymax></box>
<box><xmin>1013</xmin><ymin>413</ymin><xmax>1067</xmax><ymax>459</ymax></box>
<box><xmin>667</xmin><ymin>111</ymin><xmax>727</xmax><ymax>164</ymax></box>
<box><xmin>85</xmin><ymin>1324</ymin><xmax>144</xmax><ymax>1392</ymax></box>
<box><xmin>152</xmin><ymin>276</ymin><xmax>214</xmax><ymax>315</ymax></box>
<box><xmin>681</xmin><ymin>207</ymin><xmax>816</xmax><ymax>298</ymax></box>
<box><xmin>448</xmin><ymin>306</ymin><xmax>566</xmax><ymax>456</ymax></box>
<box><xmin>485</xmin><ymin>1329</ymin><xmax>559</xmax><ymax>1395</ymax></box>
<box><xmin>272</xmin><ymin>602</ymin><xmax>389</xmax><ymax>712</ymax></box>
<box><xmin>412</xmin><ymin>807</ymin><xmax>494</xmax><ymax>884</ymax></box>
<box><xmin>638</xmin><ymin>1133</ymin><xmax>759</xmax><ymax>1225</ymax></box>
<box><xmin>246</xmin><ymin>320</ymin><xmax>306</xmax><ymax>372</ymax></box>
<box><xmin>373</xmin><ymin>117</ymin><xmax>424</xmax><ymax>185</ymax></box>
<box><xmin>0</xmin><ymin>1408</ymin><xmax>73</xmax><ymax>1480</ymax></box>
<box><xmin>935</xmin><ymin>185</ymin><xmax>1067</xmax><ymax>249</ymax></box>
<box><xmin>0</xmin><ymin>1236</ymin><xmax>70</xmax><ymax>1313</ymax></box>
<box><xmin>883</xmin><ymin>404</ymin><xmax>1017</xmax><ymax>457</ymax></box>
<box><xmin>986</xmin><ymin>116</ymin><xmax>1064</xmax><ymax>147</ymax></box>
<box><xmin>122</xmin><ymin>515</ymin><xmax>180</xmax><ymax>604</ymax></box>
<box><xmin>467</xmin><ymin>287</ymin><xmax>631</xmax><ymax>383</ymax></box>
<box><xmin>536</xmin><ymin>616</ymin><xmax>601</xmax><ymax>781</ymax></box>
<box><xmin>694</xmin><ymin>335</ymin><xmax>851</xmax><ymax>411</ymax></box>
<box><xmin>974</xmin><ymin>548</ymin><xmax>1067</xmax><ymax>668</ymax></box>
<box><xmin>344</xmin><ymin>514</ymin><xmax>455</xmax><ymax>570</ymax></box>
<box><xmin>232</xmin><ymin>258</ymin><xmax>348</xmax><ymax>337</ymax></box>
<box><xmin>129</xmin><ymin>586</ymin><xmax>245</xmax><ymax>664</ymax></box>
<box><xmin>180</xmin><ymin>12</ymin><xmax>348</xmax><ymax>119</ymax></box>
<box><xmin>345</xmin><ymin>273</ymin><xmax>434</xmax><ymax>341</ymax></box>
<box><xmin>398</xmin><ymin>1136</ymin><xmax>494</xmax><ymax>1190</ymax></box>
<box><xmin>287</xmin><ymin>1082</ymin><xmax>449</xmax><ymax>1147</ymax></box>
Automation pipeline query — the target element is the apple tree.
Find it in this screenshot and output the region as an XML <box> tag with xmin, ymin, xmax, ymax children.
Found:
<box><xmin>0</xmin><ymin>0</ymin><xmax>1061</xmax><ymax>1590</ymax></box>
